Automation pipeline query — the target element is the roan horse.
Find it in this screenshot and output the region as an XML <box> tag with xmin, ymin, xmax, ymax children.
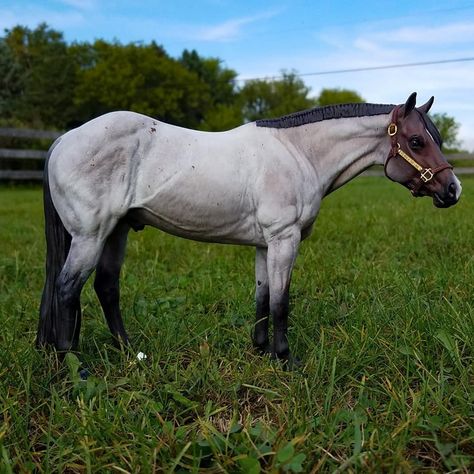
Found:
<box><xmin>37</xmin><ymin>92</ymin><xmax>461</xmax><ymax>364</ymax></box>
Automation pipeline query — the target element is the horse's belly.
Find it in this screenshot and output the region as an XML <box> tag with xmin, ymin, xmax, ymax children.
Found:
<box><xmin>127</xmin><ymin>198</ymin><xmax>263</xmax><ymax>245</ymax></box>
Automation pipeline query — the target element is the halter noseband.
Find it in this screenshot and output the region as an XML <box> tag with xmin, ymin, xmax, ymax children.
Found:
<box><xmin>384</xmin><ymin>105</ymin><xmax>452</xmax><ymax>195</ymax></box>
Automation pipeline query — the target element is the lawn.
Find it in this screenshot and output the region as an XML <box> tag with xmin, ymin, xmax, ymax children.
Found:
<box><xmin>0</xmin><ymin>177</ymin><xmax>473</xmax><ymax>472</ymax></box>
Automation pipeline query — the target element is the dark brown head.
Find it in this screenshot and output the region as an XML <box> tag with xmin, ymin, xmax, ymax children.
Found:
<box><xmin>384</xmin><ymin>92</ymin><xmax>461</xmax><ymax>208</ymax></box>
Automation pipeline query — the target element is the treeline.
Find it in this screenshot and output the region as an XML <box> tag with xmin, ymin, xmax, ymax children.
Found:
<box><xmin>0</xmin><ymin>23</ymin><xmax>363</xmax><ymax>131</ymax></box>
<box><xmin>0</xmin><ymin>23</ymin><xmax>461</xmax><ymax>150</ymax></box>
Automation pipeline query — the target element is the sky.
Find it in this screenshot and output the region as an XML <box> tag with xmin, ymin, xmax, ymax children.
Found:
<box><xmin>2</xmin><ymin>0</ymin><xmax>474</xmax><ymax>150</ymax></box>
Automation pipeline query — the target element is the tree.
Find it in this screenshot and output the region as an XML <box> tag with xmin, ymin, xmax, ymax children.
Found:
<box><xmin>180</xmin><ymin>49</ymin><xmax>237</xmax><ymax>106</ymax></box>
<box><xmin>71</xmin><ymin>40</ymin><xmax>210</xmax><ymax>128</ymax></box>
<box><xmin>430</xmin><ymin>113</ymin><xmax>461</xmax><ymax>152</ymax></box>
<box><xmin>239</xmin><ymin>71</ymin><xmax>316</xmax><ymax>122</ymax></box>
<box><xmin>0</xmin><ymin>39</ymin><xmax>22</xmax><ymax>122</ymax></box>
<box><xmin>179</xmin><ymin>49</ymin><xmax>240</xmax><ymax>130</ymax></box>
<box><xmin>199</xmin><ymin>104</ymin><xmax>243</xmax><ymax>131</ymax></box>
<box><xmin>0</xmin><ymin>23</ymin><xmax>76</xmax><ymax>128</ymax></box>
<box><xmin>317</xmin><ymin>88</ymin><xmax>364</xmax><ymax>106</ymax></box>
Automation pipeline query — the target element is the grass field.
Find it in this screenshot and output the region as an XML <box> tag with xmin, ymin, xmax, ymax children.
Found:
<box><xmin>0</xmin><ymin>177</ymin><xmax>473</xmax><ymax>473</ymax></box>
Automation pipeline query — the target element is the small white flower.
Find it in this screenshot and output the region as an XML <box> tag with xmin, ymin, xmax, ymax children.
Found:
<box><xmin>136</xmin><ymin>351</ymin><xmax>147</xmax><ymax>361</ymax></box>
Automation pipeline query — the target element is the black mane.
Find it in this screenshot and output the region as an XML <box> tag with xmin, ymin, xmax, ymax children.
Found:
<box><xmin>255</xmin><ymin>102</ymin><xmax>443</xmax><ymax>148</ymax></box>
<box><xmin>255</xmin><ymin>103</ymin><xmax>395</xmax><ymax>129</ymax></box>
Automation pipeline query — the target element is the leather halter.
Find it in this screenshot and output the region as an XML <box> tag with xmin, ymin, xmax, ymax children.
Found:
<box><xmin>384</xmin><ymin>105</ymin><xmax>453</xmax><ymax>195</ymax></box>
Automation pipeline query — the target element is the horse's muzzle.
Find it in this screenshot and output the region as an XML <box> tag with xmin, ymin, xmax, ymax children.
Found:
<box><xmin>433</xmin><ymin>180</ymin><xmax>461</xmax><ymax>208</ymax></box>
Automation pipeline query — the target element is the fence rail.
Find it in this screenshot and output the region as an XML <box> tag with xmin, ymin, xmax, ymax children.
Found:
<box><xmin>0</xmin><ymin>148</ymin><xmax>47</xmax><ymax>159</ymax></box>
<box><xmin>0</xmin><ymin>170</ymin><xmax>44</xmax><ymax>180</ymax></box>
<box><xmin>0</xmin><ymin>127</ymin><xmax>62</xmax><ymax>140</ymax></box>
<box><xmin>0</xmin><ymin>126</ymin><xmax>473</xmax><ymax>181</ymax></box>
<box><xmin>0</xmin><ymin>127</ymin><xmax>62</xmax><ymax>181</ymax></box>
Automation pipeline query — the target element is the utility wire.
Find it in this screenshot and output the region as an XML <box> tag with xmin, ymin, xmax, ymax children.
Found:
<box><xmin>237</xmin><ymin>56</ymin><xmax>474</xmax><ymax>82</ymax></box>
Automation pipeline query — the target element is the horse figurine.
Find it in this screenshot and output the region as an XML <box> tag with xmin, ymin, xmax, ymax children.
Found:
<box><xmin>37</xmin><ymin>92</ymin><xmax>461</xmax><ymax>365</ymax></box>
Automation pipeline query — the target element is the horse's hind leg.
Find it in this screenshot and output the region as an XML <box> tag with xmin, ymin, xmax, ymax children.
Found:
<box><xmin>94</xmin><ymin>221</ymin><xmax>130</xmax><ymax>347</ymax></box>
<box><xmin>253</xmin><ymin>247</ymin><xmax>270</xmax><ymax>353</ymax></box>
<box><xmin>56</xmin><ymin>237</ymin><xmax>104</xmax><ymax>352</ymax></box>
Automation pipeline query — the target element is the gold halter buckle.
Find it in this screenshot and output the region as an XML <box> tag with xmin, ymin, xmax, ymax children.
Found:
<box><xmin>420</xmin><ymin>168</ymin><xmax>434</xmax><ymax>183</ymax></box>
<box><xmin>387</xmin><ymin>123</ymin><xmax>398</xmax><ymax>136</ymax></box>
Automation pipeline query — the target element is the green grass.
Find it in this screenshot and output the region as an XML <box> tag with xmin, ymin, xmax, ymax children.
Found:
<box><xmin>0</xmin><ymin>178</ymin><xmax>473</xmax><ymax>472</ymax></box>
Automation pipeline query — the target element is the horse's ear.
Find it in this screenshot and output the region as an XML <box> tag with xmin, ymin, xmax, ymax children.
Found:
<box><xmin>402</xmin><ymin>92</ymin><xmax>417</xmax><ymax>117</ymax></box>
<box><xmin>417</xmin><ymin>96</ymin><xmax>434</xmax><ymax>114</ymax></box>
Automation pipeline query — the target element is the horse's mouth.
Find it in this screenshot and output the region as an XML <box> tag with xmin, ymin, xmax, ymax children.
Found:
<box><xmin>433</xmin><ymin>192</ymin><xmax>455</xmax><ymax>208</ymax></box>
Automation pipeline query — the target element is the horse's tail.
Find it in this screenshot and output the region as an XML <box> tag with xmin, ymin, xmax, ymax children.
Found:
<box><xmin>37</xmin><ymin>138</ymin><xmax>71</xmax><ymax>347</ymax></box>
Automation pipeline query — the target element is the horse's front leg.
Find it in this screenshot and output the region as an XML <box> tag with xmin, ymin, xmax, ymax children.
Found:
<box><xmin>253</xmin><ymin>247</ymin><xmax>270</xmax><ymax>353</ymax></box>
<box><xmin>266</xmin><ymin>231</ymin><xmax>300</xmax><ymax>362</ymax></box>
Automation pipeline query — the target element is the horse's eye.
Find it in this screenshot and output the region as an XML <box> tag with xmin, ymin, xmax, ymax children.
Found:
<box><xmin>409</xmin><ymin>136</ymin><xmax>424</xmax><ymax>150</ymax></box>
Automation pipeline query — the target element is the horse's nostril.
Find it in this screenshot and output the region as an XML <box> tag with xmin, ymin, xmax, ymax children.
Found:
<box><xmin>448</xmin><ymin>182</ymin><xmax>457</xmax><ymax>198</ymax></box>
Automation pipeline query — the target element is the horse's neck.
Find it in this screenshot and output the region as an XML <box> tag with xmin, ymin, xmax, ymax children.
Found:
<box><xmin>283</xmin><ymin>113</ymin><xmax>391</xmax><ymax>195</ymax></box>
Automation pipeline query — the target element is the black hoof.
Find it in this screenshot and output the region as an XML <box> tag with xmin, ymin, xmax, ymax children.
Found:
<box><xmin>285</xmin><ymin>354</ymin><xmax>302</xmax><ymax>371</ymax></box>
<box><xmin>112</xmin><ymin>334</ymin><xmax>130</xmax><ymax>350</ymax></box>
<box><xmin>273</xmin><ymin>352</ymin><xmax>302</xmax><ymax>371</ymax></box>
<box><xmin>253</xmin><ymin>340</ymin><xmax>272</xmax><ymax>356</ymax></box>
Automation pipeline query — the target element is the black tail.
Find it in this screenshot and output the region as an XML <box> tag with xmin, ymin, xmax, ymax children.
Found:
<box><xmin>37</xmin><ymin>139</ymin><xmax>71</xmax><ymax>347</ymax></box>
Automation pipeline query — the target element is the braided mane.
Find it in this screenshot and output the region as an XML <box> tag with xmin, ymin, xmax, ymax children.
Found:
<box><xmin>256</xmin><ymin>103</ymin><xmax>395</xmax><ymax>129</ymax></box>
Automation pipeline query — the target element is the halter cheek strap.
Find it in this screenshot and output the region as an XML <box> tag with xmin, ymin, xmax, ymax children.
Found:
<box><xmin>384</xmin><ymin>106</ymin><xmax>453</xmax><ymax>195</ymax></box>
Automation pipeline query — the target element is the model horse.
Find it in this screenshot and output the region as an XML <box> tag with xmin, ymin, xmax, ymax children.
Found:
<box><xmin>37</xmin><ymin>92</ymin><xmax>461</xmax><ymax>364</ymax></box>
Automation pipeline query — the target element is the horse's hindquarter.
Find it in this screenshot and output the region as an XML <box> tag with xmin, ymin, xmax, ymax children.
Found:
<box><xmin>48</xmin><ymin>112</ymin><xmax>155</xmax><ymax>238</ymax></box>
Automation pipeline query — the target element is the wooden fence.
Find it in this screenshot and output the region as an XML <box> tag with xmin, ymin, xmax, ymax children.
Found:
<box><xmin>0</xmin><ymin>126</ymin><xmax>473</xmax><ymax>181</ymax></box>
<box><xmin>0</xmin><ymin>127</ymin><xmax>62</xmax><ymax>181</ymax></box>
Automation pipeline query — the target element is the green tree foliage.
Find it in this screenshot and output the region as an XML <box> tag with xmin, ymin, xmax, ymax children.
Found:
<box><xmin>70</xmin><ymin>44</ymin><xmax>240</xmax><ymax>130</ymax></box>
<box><xmin>239</xmin><ymin>71</ymin><xmax>316</xmax><ymax>122</ymax></box>
<box><xmin>179</xmin><ymin>49</ymin><xmax>241</xmax><ymax>130</ymax></box>
<box><xmin>316</xmin><ymin>88</ymin><xmax>365</xmax><ymax>106</ymax></box>
<box><xmin>180</xmin><ymin>49</ymin><xmax>236</xmax><ymax>107</ymax></box>
<box><xmin>200</xmin><ymin>103</ymin><xmax>244</xmax><ymax>131</ymax></box>
<box><xmin>430</xmin><ymin>112</ymin><xmax>461</xmax><ymax>152</ymax></box>
<box><xmin>0</xmin><ymin>39</ymin><xmax>22</xmax><ymax>122</ymax></box>
<box><xmin>0</xmin><ymin>23</ymin><xmax>76</xmax><ymax>128</ymax></box>
<box><xmin>71</xmin><ymin>40</ymin><xmax>209</xmax><ymax>128</ymax></box>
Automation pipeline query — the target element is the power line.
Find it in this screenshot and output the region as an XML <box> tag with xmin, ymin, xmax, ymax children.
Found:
<box><xmin>236</xmin><ymin>56</ymin><xmax>474</xmax><ymax>82</ymax></box>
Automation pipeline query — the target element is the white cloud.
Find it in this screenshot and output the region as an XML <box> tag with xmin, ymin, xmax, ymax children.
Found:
<box><xmin>317</xmin><ymin>20</ymin><xmax>474</xmax><ymax>64</ymax></box>
<box><xmin>192</xmin><ymin>9</ymin><xmax>281</xmax><ymax>42</ymax></box>
<box><xmin>88</xmin><ymin>8</ymin><xmax>283</xmax><ymax>45</ymax></box>
<box><xmin>196</xmin><ymin>16</ymin><xmax>261</xmax><ymax>41</ymax></box>
<box><xmin>58</xmin><ymin>0</ymin><xmax>96</xmax><ymax>11</ymax></box>
<box><xmin>377</xmin><ymin>22</ymin><xmax>474</xmax><ymax>46</ymax></box>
